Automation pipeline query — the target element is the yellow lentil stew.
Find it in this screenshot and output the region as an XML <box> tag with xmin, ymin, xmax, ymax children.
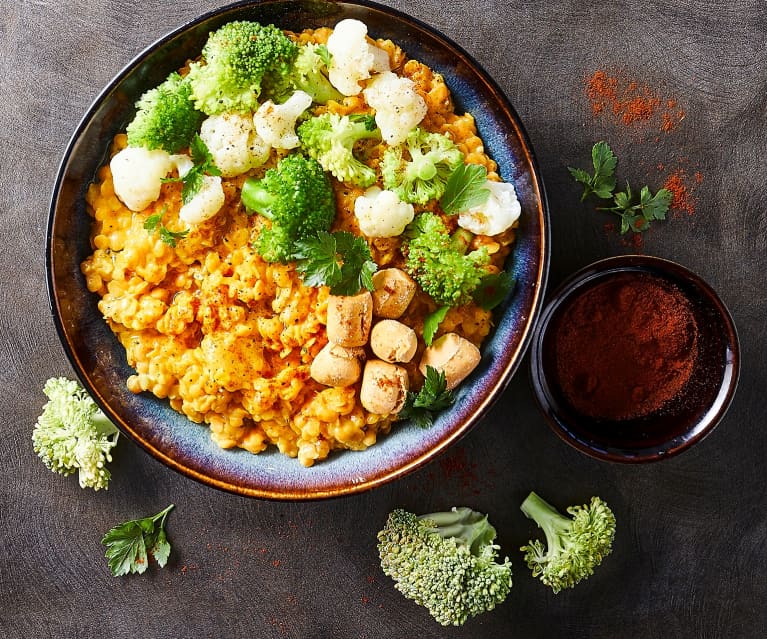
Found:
<box><xmin>80</xmin><ymin>25</ymin><xmax>518</xmax><ymax>467</ymax></box>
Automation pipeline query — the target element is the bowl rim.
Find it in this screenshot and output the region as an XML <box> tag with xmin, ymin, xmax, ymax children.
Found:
<box><xmin>46</xmin><ymin>0</ymin><xmax>550</xmax><ymax>499</ymax></box>
<box><xmin>529</xmin><ymin>254</ymin><xmax>740</xmax><ymax>463</ymax></box>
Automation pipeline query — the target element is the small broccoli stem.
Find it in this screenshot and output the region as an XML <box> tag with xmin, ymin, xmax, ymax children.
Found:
<box><xmin>449</xmin><ymin>228</ymin><xmax>474</xmax><ymax>255</ymax></box>
<box><xmin>520</xmin><ymin>492</ymin><xmax>572</xmax><ymax>556</ymax></box>
<box><xmin>408</xmin><ymin>151</ymin><xmax>438</xmax><ymax>181</ymax></box>
<box><xmin>241</xmin><ymin>178</ymin><xmax>276</xmax><ymax>217</ymax></box>
<box><xmin>419</xmin><ymin>507</ymin><xmax>497</xmax><ymax>556</ymax></box>
<box><xmin>91</xmin><ymin>410</ymin><xmax>119</xmax><ymax>438</ymax></box>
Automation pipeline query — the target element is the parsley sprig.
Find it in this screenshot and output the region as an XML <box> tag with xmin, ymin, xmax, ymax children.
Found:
<box><xmin>399</xmin><ymin>366</ymin><xmax>455</xmax><ymax>428</ymax></box>
<box><xmin>294</xmin><ymin>230</ymin><xmax>378</xmax><ymax>296</ymax></box>
<box><xmin>101</xmin><ymin>504</ymin><xmax>174</xmax><ymax>576</ymax></box>
<box><xmin>163</xmin><ymin>134</ymin><xmax>221</xmax><ymax>204</ymax></box>
<box><xmin>144</xmin><ymin>211</ymin><xmax>189</xmax><ymax>247</ymax></box>
<box><xmin>568</xmin><ymin>141</ymin><xmax>672</xmax><ymax>233</ymax></box>
<box><xmin>440</xmin><ymin>163</ymin><xmax>490</xmax><ymax>215</ymax></box>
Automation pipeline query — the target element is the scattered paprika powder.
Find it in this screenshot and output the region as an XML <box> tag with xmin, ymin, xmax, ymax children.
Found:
<box><xmin>552</xmin><ymin>272</ymin><xmax>698</xmax><ymax>421</ymax></box>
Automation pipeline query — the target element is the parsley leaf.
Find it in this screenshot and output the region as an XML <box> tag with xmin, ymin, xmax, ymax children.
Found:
<box><xmin>423</xmin><ymin>305</ymin><xmax>450</xmax><ymax>346</ymax></box>
<box><xmin>169</xmin><ymin>134</ymin><xmax>221</xmax><ymax>204</ymax></box>
<box><xmin>294</xmin><ymin>231</ymin><xmax>378</xmax><ymax>296</ymax></box>
<box><xmin>101</xmin><ymin>504</ymin><xmax>174</xmax><ymax>576</ymax></box>
<box><xmin>601</xmin><ymin>182</ymin><xmax>672</xmax><ymax>234</ymax></box>
<box><xmin>143</xmin><ymin>212</ymin><xmax>189</xmax><ymax>248</ymax></box>
<box><xmin>568</xmin><ymin>140</ymin><xmax>618</xmax><ymax>201</ymax></box>
<box><xmin>570</xmin><ymin>141</ymin><xmax>672</xmax><ymax>233</ymax></box>
<box><xmin>440</xmin><ymin>163</ymin><xmax>490</xmax><ymax>214</ymax></box>
<box><xmin>399</xmin><ymin>366</ymin><xmax>455</xmax><ymax>428</ymax></box>
<box><xmin>472</xmin><ymin>271</ymin><xmax>515</xmax><ymax>310</ymax></box>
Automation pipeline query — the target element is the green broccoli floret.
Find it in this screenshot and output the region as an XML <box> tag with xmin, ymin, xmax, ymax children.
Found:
<box><xmin>403</xmin><ymin>212</ymin><xmax>490</xmax><ymax>306</ymax></box>
<box><xmin>187</xmin><ymin>20</ymin><xmax>298</xmax><ymax>115</ymax></box>
<box><xmin>126</xmin><ymin>71</ymin><xmax>204</xmax><ymax>153</ymax></box>
<box><xmin>241</xmin><ymin>153</ymin><xmax>336</xmax><ymax>263</ymax></box>
<box><xmin>263</xmin><ymin>43</ymin><xmax>343</xmax><ymax>105</ymax></box>
<box><xmin>520</xmin><ymin>492</ymin><xmax>616</xmax><ymax>593</ymax></box>
<box><xmin>378</xmin><ymin>507</ymin><xmax>512</xmax><ymax>626</ymax></box>
<box><xmin>381</xmin><ymin>128</ymin><xmax>464</xmax><ymax>205</ymax></box>
<box><xmin>32</xmin><ymin>377</ymin><xmax>120</xmax><ymax>491</ymax></box>
<box><xmin>297</xmin><ymin>112</ymin><xmax>381</xmax><ymax>187</ymax></box>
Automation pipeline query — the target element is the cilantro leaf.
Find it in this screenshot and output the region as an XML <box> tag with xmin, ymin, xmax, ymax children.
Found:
<box><xmin>440</xmin><ymin>163</ymin><xmax>490</xmax><ymax>214</ymax></box>
<box><xmin>473</xmin><ymin>271</ymin><xmax>515</xmax><ymax>310</ymax></box>
<box><xmin>399</xmin><ymin>366</ymin><xmax>455</xmax><ymax>428</ymax></box>
<box><xmin>101</xmin><ymin>504</ymin><xmax>174</xmax><ymax>576</ymax></box>
<box><xmin>423</xmin><ymin>306</ymin><xmax>449</xmax><ymax>346</ymax></box>
<box><xmin>567</xmin><ymin>140</ymin><xmax>617</xmax><ymax>201</ymax></box>
<box><xmin>294</xmin><ymin>231</ymin><xmax>378</xmax><ymax>296</ymax></box>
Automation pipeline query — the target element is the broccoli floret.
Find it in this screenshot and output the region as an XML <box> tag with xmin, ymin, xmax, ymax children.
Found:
<box><xmin>381</xmin><ymin>127</ymin><xmax>464</xmax><ymax>204</ymax></box>
<box><xmin>403</xmin><ymin>212</ymin><xmax>490</xmax><ymax>306</ymax></box>
<box><xmin>126</xmin><ymin>71</ymin><xmax>204</xmax><ymax>153</ymax></box>
<box><xmin>32</xmin><ymin>377</ymin><xmax>120</xmax><ymax>491</ymax></box>
<box><xmin>520</xmin><ymin>492</ymin><xmax>616</xmax><ymax>593</ymax></box>
<box><xmin>263</xmin><ymin>43</ymin><xmax>343</xmax><ymax>105</ymax></box>
<box><xmin>297</xmin><ymin>112</ymin><xmax>380</xmax><ymax>187</ymax></box>
<box><xmin>241</xmin><ymin>153</ymin><xmax>336</xmax><ymax>262</ymax></box>
<box><xmin>187</xmin><ymin>21</ymin><xmax>298</xmax><ymax>115</ymax></box>
<box><xmin>378</xmin><ymin>507</ymin><xmax>512</xmax><ymax>626</ymax></box>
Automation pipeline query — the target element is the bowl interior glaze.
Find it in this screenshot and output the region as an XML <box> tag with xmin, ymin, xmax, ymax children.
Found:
<box><xmin>47</xmin><ymin>0</ymin><xmax>549</xmax><ymax>499</ymax></box>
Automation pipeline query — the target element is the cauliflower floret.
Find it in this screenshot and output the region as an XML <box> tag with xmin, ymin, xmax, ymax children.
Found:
<box><xmin>110</xmin><ymin>146</ymin><xmax>174</xmax><ymax>211</ymax></box>
<box><xmin>199</xmin><ymin>112</ymin><xmax>270</xmax><ymax>177</ymax></box>
<box><xmin>363</xmin><ymin>72</ymin><xmax>427</xmax><ymax>146</ymax></box>
<box><xmin>170</xmin><ymin>153</ymin><xmax>194</xmax><ymax>177</ymax></box>
<box><xmin>457</xmin><ymin>180</ymin><xmax>521</xmax><ymax>236</ymax></box>
<box><xmin>326</xmin><ymin>19</ymin><xmax>390</xmax><ymax>96</ymax></box>
<box><xmin>253</xmin><ymin>90</ymin><xmax>313</xmax><ymax>150</ymax></box>
<box><xmin>354</xmin><ymin>186</ymin><xmax>415</xmax><ymax>237</ymax></box>
<box><xmin>179</xmin><ymin>175</ymin><xmax>225</xmax><ymax>225</ymax></box>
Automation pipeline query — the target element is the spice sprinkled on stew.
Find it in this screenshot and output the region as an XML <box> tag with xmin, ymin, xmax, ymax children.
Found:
<box><xmin>552</xmin><ymin>272</ymin><xmax>698</xmax><ymax>421</ymax></box>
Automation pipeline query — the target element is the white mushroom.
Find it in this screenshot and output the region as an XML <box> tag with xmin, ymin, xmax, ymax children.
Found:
<box><xmin>359</xmin><ymin>359</ymin><xmax>409</xmax><ymax>415</ymax></box>
<box><xmin>326</xmin><ymin>291</ymin><xmax>373</xmax><ymax>348</ymax></box>
<box><xmin>370</xmin><ymin>320</ymin><xmax>418</xmax><ymax>363</ymax></box>
<box><xmin>419</xmin><ymin>332</ymin><xmax>481</xmax><ymax>390</ymax></box>
<box><xmin>310</xmin><ymin>343</ymin><xmax>365</xmax><ymax>387</ymax></box>
<box><xmin>371</xmin><ymin>268</ymin><xmax>417</xmax><ymax>319</ymax></box>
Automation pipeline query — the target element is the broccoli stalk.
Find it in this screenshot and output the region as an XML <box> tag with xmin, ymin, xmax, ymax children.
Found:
<box><xmin>378</xmin><ymin>507</ymin><xmax>512</xmax><ymax>626</ymax></box>
<box><xmin>241</xmin><ymin>153</ymin><xmax>336</xmax><ymax>263</ymax></box>
<box><xmin>403</xmin><ymin>212</ymin><xmax>491</xmax><ymax>307</ymax></box>
<box><xmin>126</xmin><ymin>71</ymin><xmax>204</xmax><ymax>153</ymax></box>
<box><xmin>187</xmin><ymin>21</ymin><xmax>298</xmax><ymax>115</ymax></box>
<box><xmin>32</xmin><ymin>377</ymin><xmax>119</xmax><ymax>491</ymax></box>
<box><xmin>381</xmin><ymin>127</ymin><xmax>464</xmax><ymax>204</ymax></box>
<box><xmin>520</xmin><ymin>492</ymin><xmax>616</xmax><ymax>593</ymax></box>
<box><xmin>264</xmin><ymin>43</ymin><xmax>343</xmax><ymax>105</ymax></box>
<box><xmin>297</xmin><ymin>112</ymin><xmax>381</xmax><ymax>187</ymax></box>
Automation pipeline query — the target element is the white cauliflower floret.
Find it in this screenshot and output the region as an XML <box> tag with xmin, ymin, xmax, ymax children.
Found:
<box><xmin>199</xmin><ymin>112</ymin><xmax>270</xmax><ymax>177</ymax></box>
<box><xmin>354</xmin><ymin>186</ymin><xmax>415</xmax><ymax>237</ymax></box>
<box><xmin>253</xmin><ymin>91</ymin><xmax>313</xmax><ymax>150</ymax></box>
<box><xmin>457</xmin><ymin>180</ymin><xmax>522</xmax><ymax>236</ymax></box>
<box><xmin>326</xmin><ymin>19</ymin><xmax>390</xmax><ymax>96</ymax></box>
<box><xmin>110</xmin><ymin>146</ymin><xmax>174</xmax><ymax>211</ymax></box>
<box><xmin>363</xmin><ymin>72</ymin><xmax>427</xmax><ymax>146</ymax></box>
<box><xmin>179</xmin><ymin>175</ymin><xmax>225</xmax><ymax>225</ymax></box>
<box><xmin>170</xmin><ymin>153</ymin><xmax>194</xmax><ymax>178</ymax></box>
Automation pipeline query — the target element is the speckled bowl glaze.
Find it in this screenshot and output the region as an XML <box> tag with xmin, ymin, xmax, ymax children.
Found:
<box><xmin>47</xmin><ymin>0</ymin><xmax>549</xmax><ymax>499</ymax></box>
<box><xmin>530</xmin><ymin>255</ymin><xmax>739</xmax><ymax>463</ymax></box>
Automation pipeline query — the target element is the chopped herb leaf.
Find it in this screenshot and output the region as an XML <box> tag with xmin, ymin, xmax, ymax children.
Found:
<box><xmin>294</xmin><ymin>231</ymin><xmax>377</xmax><ymax>296</ymax></box>
<box><xmin>473</xmin><ymin>271</ymin><xmax>515</xmax><ymax>310</ymax></box>
<box><xmin>440</xmin><ymin>163</ymin><xmax>490</xmax><ymax>215</ymax></box>
<box><xmin>101</xmin><ymin>504</ymin><xmax>174</xmax><ymax>576</ymax></box>
<box><xmin>399</xmin><ymin>366</ymin><xmax>455</xmax><ymax>428</ymax></box>
<box><xmin>423</xmin><ymin>306</ymin><xmax>450</xmax><ymax>346</ymax></box>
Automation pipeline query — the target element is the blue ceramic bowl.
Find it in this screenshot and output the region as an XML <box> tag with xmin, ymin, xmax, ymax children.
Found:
<box><xmin>47</xmin><ymin>0</ymin><xmax>549</xmax><ymax>499</ymax></box>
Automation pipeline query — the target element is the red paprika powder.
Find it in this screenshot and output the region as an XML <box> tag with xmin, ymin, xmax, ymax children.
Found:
<box><xmin>552</xmin><ymin>272</ymin><xmax>698</xmax><ymax>421</ymax></box>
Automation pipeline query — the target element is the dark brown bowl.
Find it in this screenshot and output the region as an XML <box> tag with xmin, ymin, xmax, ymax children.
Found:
<box><xmin>47</xmin><ymin>0</ymin><xmax>549</xmax><ymax>499</ymax></box>
<box><xmin>530</xmin><ymin>255</ymin><xmax>739</xmax><ymax>463</ymax></box>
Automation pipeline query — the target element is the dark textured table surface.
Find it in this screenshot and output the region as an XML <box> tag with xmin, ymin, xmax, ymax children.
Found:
<box><xmin>2</xmin><ymin>1</ymin><xmax>766</xmax><ymax>637</ymax></box>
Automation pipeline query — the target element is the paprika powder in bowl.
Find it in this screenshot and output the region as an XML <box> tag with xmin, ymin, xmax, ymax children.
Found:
<box><xmin>530</xmin><ymin>255</ymin><xmax>739</xmax><ymax>463</ymax></box>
